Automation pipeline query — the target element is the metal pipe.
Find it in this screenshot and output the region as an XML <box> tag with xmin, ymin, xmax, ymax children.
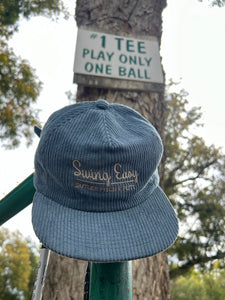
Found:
<box><xmin>89</xmin><ymin>261</ymin><xmax>132</xmax><ymax>299</ymax></box>
<box><xmin>32</xmin><ymin>245</ymin><xmax>50</xmax><ymax>300</ymax></box>
<box><xmin>0</xmin><ymin>173</ymin><xmax>35</xmax><ymax>225</ymax></box>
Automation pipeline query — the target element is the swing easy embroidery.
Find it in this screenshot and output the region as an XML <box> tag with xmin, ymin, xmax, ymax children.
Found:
<box><xmin>72</xmin><ymin>159</ymin><xmax>139</xmax><ymax>192</ymax></box>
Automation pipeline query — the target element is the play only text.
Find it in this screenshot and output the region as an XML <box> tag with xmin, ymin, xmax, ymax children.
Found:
<box><xmin>74</xmin><ymin>29</ymin><xmax>163</xmax><ymax>84</ymax></box>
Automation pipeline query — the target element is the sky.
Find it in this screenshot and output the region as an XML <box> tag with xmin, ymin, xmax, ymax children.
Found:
<box><xmin>1</xmin><ymin>0</ymin><xmax>225</xmax><ymax>245</ymax></box>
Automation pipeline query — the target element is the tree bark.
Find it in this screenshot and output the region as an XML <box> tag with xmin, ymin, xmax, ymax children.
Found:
<box><xmin>42</xmin><ymin>252</ymin><xmax>87</xmax><ymax>300</ymax></box>
<box><xmin>43</xmin><ymin>0</ymin><xmax>170</xmax><ymax>299</ymax></box>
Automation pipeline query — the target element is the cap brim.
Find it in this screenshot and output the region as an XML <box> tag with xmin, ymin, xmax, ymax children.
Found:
<box><xmin>32</xmin><ymin>186</ymin><xmax>178</xmax><ymax>262</ymax></box>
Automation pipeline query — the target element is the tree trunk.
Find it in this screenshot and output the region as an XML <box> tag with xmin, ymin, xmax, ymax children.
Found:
<box><xmin>42</xmin><ymin>252</ymin><xmax>87</xmax><ymax>300</ymax></box>
<box><xmin>43</xmin><ymin>0</ymin><xmax>170</xmax><ymax>299</ymax></box>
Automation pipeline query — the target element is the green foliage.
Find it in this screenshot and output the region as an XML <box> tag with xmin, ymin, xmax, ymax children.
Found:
<box><xmin>0</xmin><ymin>227</ymin><xmax>39</xmax><ymax>300</ymax></box>
<box><xmin>165</xmin><ymin>82</ymin><xmax>225</xmax><ymax>278</ymax></box>
<box><xmin>199</xmin><ymin>0</ymin><xmax>225</xmax><ymax>7</ymax></box>
<box><xmin>0</xmin><ymin>39</ymin><xmax>42</xmax><ymax>148</ymax></box>
<box><xmin>0</xmin><ymin>0</ymin><xmax>66</xmax><ymax>38</ymax></box>
<box><xmin>171</xmin><ymin>265</ymin><xmax>225</xmax><ymax>300</ymax></box>
<box><xmin>0</xmin><ymin>0</ymin><xmax>66</xmax><ymax>148</ymax></box>
<box><xmin>212</xmin><ymin>0</ymin><xmax>225</xmax><ymax>6</ymax></box>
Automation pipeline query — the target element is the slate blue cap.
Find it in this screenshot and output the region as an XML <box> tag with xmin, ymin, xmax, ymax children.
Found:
<box><xmin>32</xmin><ymin>99</ymin><xmax>178</xmax><ymax>262</ymax></box>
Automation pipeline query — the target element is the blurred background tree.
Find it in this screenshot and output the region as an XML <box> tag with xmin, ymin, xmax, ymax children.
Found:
<box><xmin>0</xmin><ymin>0</ymin><xmax>67</xmax><ymax>148</ymax></box>
<box><xmin>171</xmin><ymin>264</ymin><xmax>225</xmax><ymax>300</ymax></box>
<box><xmin>165</xmin><ymin>81</ymin><xmax>225</xmax><ymax>278</ymax></box>
<box><xmin>0</xmin><ymin>227</ymin><xmax>39</xmax><ymax>300</ymax></box>
<box><xmin>201</xmin><ymin>0</ymin><xmax>225</xmax><ymax>7</ymax></box>
<box><xmin>0</xmin><ymin>0</ymin><xmax>66</xmax><ymax>37</ymax></box>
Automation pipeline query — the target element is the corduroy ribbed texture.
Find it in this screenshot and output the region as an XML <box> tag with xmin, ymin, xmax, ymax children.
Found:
<box><xmin>32</xmin><ymin>99</ymin><xmax>178</xmax><ymax>262</ymax></box>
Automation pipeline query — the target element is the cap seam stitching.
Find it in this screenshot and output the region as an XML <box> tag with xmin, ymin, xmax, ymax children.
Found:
<box><xmin>103</xmin><ymin>111</ymin><xmax>114</xmax><ymax>147</ymax></box>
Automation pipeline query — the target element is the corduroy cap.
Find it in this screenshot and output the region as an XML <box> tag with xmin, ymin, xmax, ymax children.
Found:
<box><xmin>32</xmin><ymin>99</ymin><xmax>178</xmax><ymax>262</ymax></box>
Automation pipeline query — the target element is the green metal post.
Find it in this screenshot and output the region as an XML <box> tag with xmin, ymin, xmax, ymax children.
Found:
<box><xmin>0</xmin><ymin>173</ymin><xmax>35</xmax><ymax>225</ymax></box>
<box><xmin>89</xmin><ymin>261</ymin><xmax>132</xmax><ymax>299</ymax></box>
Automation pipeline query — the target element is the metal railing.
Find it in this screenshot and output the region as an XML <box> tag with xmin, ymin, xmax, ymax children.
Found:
<box><xmin>0</xmin><ymin>173</ymin><xmax>35</xmax><ymax>226</ymax></box>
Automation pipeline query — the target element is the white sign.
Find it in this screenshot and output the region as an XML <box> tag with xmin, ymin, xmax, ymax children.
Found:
<box><xmin>74</xmin><ymin>29</ymin><xmax>163</xmax><ymax>85</ymax></box>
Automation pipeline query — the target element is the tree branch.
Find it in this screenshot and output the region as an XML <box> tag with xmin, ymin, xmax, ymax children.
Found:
<box><xmin>167</xmin><ymin>158</ymin><xmax>218</xmax><ymax>187</ymax></box>
<box><xmin>170</xmin><ymin>250</ymin><xmax>225</xmax><ymax>278</ymax></box>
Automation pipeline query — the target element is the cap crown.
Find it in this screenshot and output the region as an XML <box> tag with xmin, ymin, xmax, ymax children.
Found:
<box><xmin>34</xmin><ymin>100</ymin><xmax>163</xmax><ymax>212</ymax></box>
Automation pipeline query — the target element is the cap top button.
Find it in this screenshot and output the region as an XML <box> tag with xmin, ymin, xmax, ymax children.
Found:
<box><xmin>96</xmin><ymin>100</ymin><xmax>109</xmax><ymax>110</ymax></box>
